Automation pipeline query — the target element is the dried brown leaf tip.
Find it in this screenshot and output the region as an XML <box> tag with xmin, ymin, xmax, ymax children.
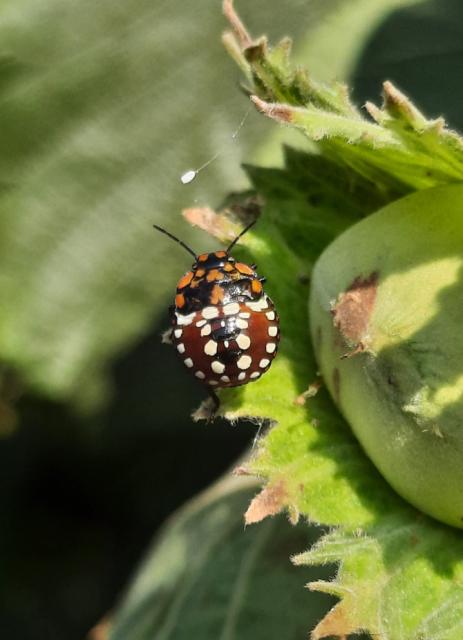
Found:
<box><xmin>251</xmin><ymin>96</ymin><xmax>294</xmax><ymax>123</ymax></box>
<box><xmin>222</xmin><ymin>0</ymin><xmax>252</xmax><ymax>49</ymax></box>
<box><xmin>245</xmin><ymin>479</ymin><xmax>288</xmax><ymax>525</ymax></box>
<box><xmin>182</xmin><ymin>206</ymin><xmax>237</xmax><ymax>244</ymax></box>
<box><xmin>87</xmin><ymin>616</ymin><xmax>111</xmax><ymax>640</ymax></box>
<box><xmin>382</xmin><ymin>80</ymin><xmax>428</xmax><ymax>127</ymax></box>
<box><xmin>294</xmin><ymin>380</ymin><xmax>321</xmax><ymax>406</ymax></box>
<box><xmin>331</xmin><ymin>271</ymin><xmax>379</xmax><ymax>356</ymax></box>
<box><xmin>233</xmin><ymin>464</ymin><xmax>252</xmax><ymax>476</ymax></box>
<box><xmin>310</xmin><ymin>603</ymin><xmax>357</xmax><ymax>640</ymax></box>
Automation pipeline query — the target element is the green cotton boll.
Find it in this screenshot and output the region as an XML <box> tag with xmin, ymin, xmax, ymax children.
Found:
<box><xmin>309</xmin><ymin>184</ymin><xmax>463</xmax><ymax>528</ymax></box>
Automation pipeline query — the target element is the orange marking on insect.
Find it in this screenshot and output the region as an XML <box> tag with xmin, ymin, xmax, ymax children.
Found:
<box><xmin>215</xmin><ymin>250</ymin><xmax>227</xmax><ymax>258</ymax></box>
<box><xmin>251</xmin><ymin>278</ymin><xmax>263</xmax><ymax>294</ymax></box>
<box><xmin>195</xmin><ymin>268</ymin><xmax>206</xmax><ymax>278</ymax></box>
<box><xmin>177</xmin><ymin>271</ymin><xmax>194</xmax><ymax>290</ymax></box>
<box><xmin>236</xmin><ymin>262</ymin><xmax>254</xmax><ymax>276</ymax></box>
<box><xmin>210</xmin><ymin>284</ymin><xmax>225</xmax><ymax>304</ymax></box>
<box><xmin>223</xmin><ymin>262</ymin><xmax>235</xmax><ymax>272</ymax></box>
<box><xmin>206</xmin><ymin>269</ymin><xmax>222</xmax><ymax>282</ymax></box>
<box><xmin>198</xmin><ymin>253</ymin><xmax>209</xmax><ymax>262</ymax></box>
<box><xmin>175</xmin><ymin>293</ymin><xmax>186</xmax><ymax>308</ymax></box>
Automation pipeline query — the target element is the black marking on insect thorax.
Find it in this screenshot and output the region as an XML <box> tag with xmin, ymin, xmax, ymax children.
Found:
<box><xmin>181</xmin><ymin>281</ymin><xmax>217</xmax><ymax>312</ymax></box>
<box><xmin>222</xmin><ymin>279</ymin><xmax>259</xmax><ymax>302</ymax></box>
<box><xmin>217</xmin><ymin>345</ymin><xmax>242</xmax><ymax>364</ymax></box>
<box><xmin>210</xmin><ymin>317</ymin><xmax>240</xmax><ymax>342</ymax></box>
<box><xmin>197</xmin><ymin>254</ymin><xmax>228</xmax><ymax>269</ymax></box>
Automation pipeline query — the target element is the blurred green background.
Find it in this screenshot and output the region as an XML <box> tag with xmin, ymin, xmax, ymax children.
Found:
<box><xmin>1</xmin><ymin>0</ymin><xmax>463</xmax><ymax>638</ymax></box>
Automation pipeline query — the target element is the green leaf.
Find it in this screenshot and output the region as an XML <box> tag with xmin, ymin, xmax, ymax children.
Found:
<box><xmin>108</xmin><ymin>475</ymin><xmax>336</xmax><ymax>640</ymax></box>
<box><xmin>224</xmin><ymin>0</ymin><xmax>463</xmax><ymax>193</ymax></box>
<box><xmin>209</xmin><ymin>151</ymin><xmax>463</xmax><ymax>639</ymax></box>
<box><xmin>183</xmin><ymin>6</ymin><xmax>463</xmax><ymax>637</ymax></box>
<box><xmin>294</xmin><ymin>517</ymin><xmax>463</xmax><ymax>640</ymax></box>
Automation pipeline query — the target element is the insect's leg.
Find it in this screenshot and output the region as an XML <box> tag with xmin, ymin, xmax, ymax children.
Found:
<box><xmin>161</xmin><ymin>305</ymin><xmax>176</xmax><ymax>344</ymax></box>
<box><xmin>207</xmin><ymin>389</ymin><xmax>220</xmax><ymax>423</ymax></box>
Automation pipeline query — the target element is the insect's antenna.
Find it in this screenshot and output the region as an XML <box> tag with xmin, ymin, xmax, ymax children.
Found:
<box><xmin>153</xmin><ymin>224</ymin><xmax>198</xmax><ymax>260</ymax></box>
<box><xmin>227</xmin><ymin>220</ymin><xmax>257</xmax><ymax>253</ymax></box>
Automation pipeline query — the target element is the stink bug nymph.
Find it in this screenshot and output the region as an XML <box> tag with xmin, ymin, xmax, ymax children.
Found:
<box><xmin>154</xmin><ymin>221</ymin><xmax>280</xmax><ymax>394</ymax></box>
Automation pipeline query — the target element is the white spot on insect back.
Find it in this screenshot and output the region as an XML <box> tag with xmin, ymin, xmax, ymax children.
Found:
<box><xmin>236</xmin><ymin>334</ymin><xmax>251</xmax><ymax>350</ymax></box>
<box><xmin>176</xmin><ymin>311</ymin><xmax>196</xmax><ymax>326</ymax></box>
<box><xmin>239</xmin><ymin>312</ymin><xmax>251</xmax><ymax>319</ymax></box>
<box><xmin>237</xmin><ymin>355</ymin><xmax>252</xmax><ymax>370</ymax></box>
<box><xmin>250</xmin><ymin>371</ymin><xmax>260</xmax><ymax>379</ymax></box>
<box><xmin>211</xmin><ymin>361</ymin><xmax>225</xmax><ymax>374</ymax></box>
<box><xmin>266</xmin><ymin>343</ymin><xmax>276</xmax><ymax>354</ymax></box>
<box><xmin>202</xmin><ymin>306</ymin><xmax>219</xmax><ymax>319</ymax></box>
<box><xmin>204</xmin><ymin>340</ymin><xmax>218</xmax><ymax>356</ymax></box>
<box><xmin>200</xmin><ymin>324</ymin><xmax>212</xmax><ymax>337</ymax></box>
<box><xmin>195</xmin><ymin>371</ymin><xmax>205</xmax><ymax>379</ymax></box>
<box><xmin>220</xmin><ymin>375</ymin><xmax>230</xmax><ymax>383</ymax></box>
<box><xmin>177</xmin><ymin>343</ymin><xmax>185</xmax><ymax>354</ymax></box>
<box><xmin>174</xmin><ymin>328</ymin><xmax>183</xmax><ymax>339</ymax></box>
<box><xmin>266</xmin><ymin>310</ymin><xmax>275</xmax><ymax>321</ymax></box>
<box><xmin>268</xmin><ymin>326</ymin><xmax>278</xmax><ymax>337</ymax></box>
<box><xmin>238</xmin><ymin>372</ymin><xmax>246</xmax><ymax>381</ymax></box>
<box><xmin>259</xmin><ymin>358</ymin><xmax>270</xmax><ymax>368</ymax></box>
<box><xmin>208</xmin><ymin>380</ymin><xmax>218</xmax><ymax>386</ymax></box>
<box><xmin>247</xmin><ymin>297</ymin><xmax>268</xmax><ymax>312</ymax></box>
<box><xmin>196</xmin><ymin>319</ymin><xmax>207</xmax><ymax>328</ymax></box>
<box><xmin>184</xmin><ymin>358</ymin><xmax>194</xmax><ymax>368</ymax></box>
<box><xmin>236</xmin><ymin>318</ymin><xmax>248</xmax><ymax>329</ymax></box>
<box><xmin>223</xmin><ymin>302</ymin><xmax>240</xmax><ymax>315</ymax></box>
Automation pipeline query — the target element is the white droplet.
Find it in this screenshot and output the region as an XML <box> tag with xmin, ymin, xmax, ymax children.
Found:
<box><xmin>180</xmin><ymin>170</ymin><xmax>196</xmax><ymax>184</ymax></box>
<box><xmin>237</xmin><ymin>355</ymin><xmax>252</xmax><ymax>370</ymax></box>
<box><xmin>266</xmin><ymin>343</ymin><xmax>276</xmax><ymax>354</ymax></box>
<box><xmin>211</xmin><ymin>361</ymin><xmax>225</xmax><ymax>374</ymax></box>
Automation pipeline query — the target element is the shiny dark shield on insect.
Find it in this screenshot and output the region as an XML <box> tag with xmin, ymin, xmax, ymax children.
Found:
<box><xmin>153</xmin><ymin>221</ymin><xmax>280</xmax><ymax>401</ymax></box>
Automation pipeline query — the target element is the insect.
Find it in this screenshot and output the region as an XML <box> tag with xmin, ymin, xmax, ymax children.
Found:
<box><xmin>154</xmin><ymin>221</ymin><xmax>280</xmax><ymax>395</ymax></box>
